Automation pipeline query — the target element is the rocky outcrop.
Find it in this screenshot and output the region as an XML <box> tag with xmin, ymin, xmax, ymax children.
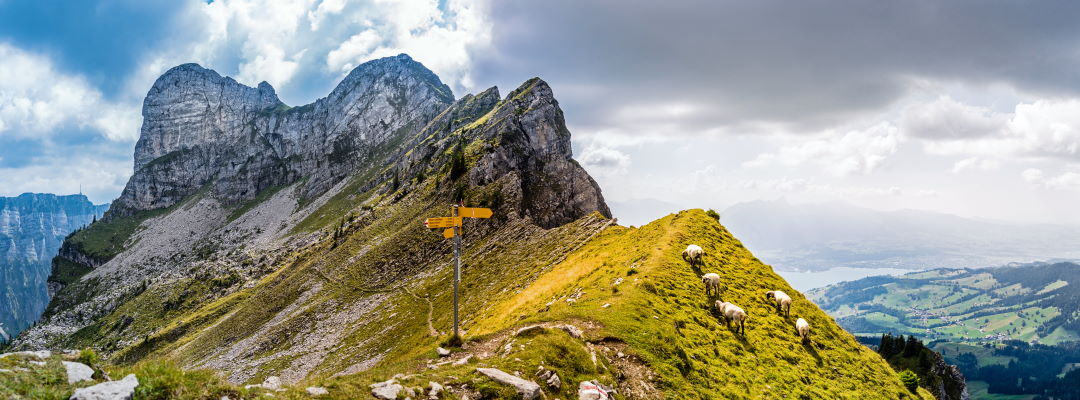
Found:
<box><xmin>70</xmin><ymin>374</ymin><xmax>139</xmax><ymax>400</ymax></box>
<box><xmin>476</xmin><ymin>367</ymin><xmax>542</xmax><ymax>399</ymax></box>
<box><xmin>929</xmin><ymin>355</ymin><xmax>968</xmax><ymax>400</ymax></box>
<box><xmin>113</xmin><ymin>54</ymin><xmax>454</xmax><ymax>216</ymax></box>
<box><xmin>468</xmin><ymin>78</ymin><xmax>610</xmax><ymax>228</ymax></box>
<box><xmin>0</xmin><ymin>194</ymin><xmax>107</xmax><ymax>339</ymax></box>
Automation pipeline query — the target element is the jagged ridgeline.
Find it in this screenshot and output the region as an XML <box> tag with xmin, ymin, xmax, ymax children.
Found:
<box><xmin>13</xmin><ymin>55</ymin><xmax>932</xmax><ymax>399</ymax></box>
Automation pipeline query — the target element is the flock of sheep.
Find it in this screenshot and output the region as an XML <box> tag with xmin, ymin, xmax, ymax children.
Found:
<box><xmin>682</xmin><ymin>244</ymin><xmax>811</xmax><ymax>343</ymax></box>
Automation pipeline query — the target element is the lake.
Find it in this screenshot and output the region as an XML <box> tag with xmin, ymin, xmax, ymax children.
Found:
<box><xmin>776</xmin><ymin>266</ymin><xmax>916</xmax><ymax>291</ymax></box>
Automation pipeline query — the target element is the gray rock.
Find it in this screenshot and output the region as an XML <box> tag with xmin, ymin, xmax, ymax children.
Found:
<box><xmin>436</xmin><ymin>347</ymin><xmax>451</xmax><ymax>357</ymax></box>
<box><xmin>428</xmin><ymin>381</ymin><xmax>444</xmax><ymax>399</ymax></box>
<box><xmin>305</xmin><ymin>386</ymin><xmax>329</xmax><ymax>396</ymax></box>
<box><xmin>578</xmin><ymin>380</ymin><xmax>613</xmax><ymax>400</ymax></box>
<box><xmin>63</xmin><ymin>361</ymin><xmax>95</xmax><ymax>384</ymax></box>
<box><xmin>0</xmin><ymin>350</ymin><xmax>51</xmax><ymax>359</ymax></box>
<box><xmin>70</xmin><ymin>374</ymin><xmax>139</xmax><ymax>400</ymax></box>
<box><xmin>112</xmin><ymin>54</ymin><xmax>453</xmax><ymax>216</ymax></box>
<box><xmin>370</xmin><ymin>379</ymin><xmax>403</xmax><ymax>400</ymax></box>
<box><xmin>452</xmin><ymin>355</ymin><xmax>473</xmax><ymax>366</ymax></box>
<box><xmin>261</xmin><ymin>376</ymin><xmax>282</xmax><ymax>391</ymax></box>
<box><xmin>476</xmin><ymin>368</ymin><xmax>542</xmax><ymax>400</ymax></box>
<box><xmin>556</xmin><ymin>324</ymin><xmax>584</xmax><ymax>338</ymax></box>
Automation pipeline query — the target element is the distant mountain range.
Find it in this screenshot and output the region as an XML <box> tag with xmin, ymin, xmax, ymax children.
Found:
<box><xmin>0</xmin><ymin>193</ymin><xmax>108</xmax><ymax>340</ymax></box>
<box><xmin>808</xmin><ymin>261</ymin><xmax>1080</xmax><ymax>345</ymax></box>
<box><xmin>720</xmin><ymin>199</ymin><xmax>1080</xmax><ymax>271</ymax></box>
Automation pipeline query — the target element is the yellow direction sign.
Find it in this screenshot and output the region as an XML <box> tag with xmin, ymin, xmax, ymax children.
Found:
<box><xmin>422</xmin><ymin>204</ymin><xmax>494</xmax><ymax>342</ymax></box>
<box><xmin>458</xmin><ymin>207</ymin><xmax>492</xmax><ymax>219</ymax></box>
<box><xmin>424</xmin><ymin>217</ymin><xmax>461</xmax><ymax>229</ymax></box>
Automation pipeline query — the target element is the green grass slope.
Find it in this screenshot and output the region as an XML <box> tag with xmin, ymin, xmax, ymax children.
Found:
<box><xmin>459</xmin><ymin>209</ymin><xmax>934</xmax><ymax>399</ymax></box>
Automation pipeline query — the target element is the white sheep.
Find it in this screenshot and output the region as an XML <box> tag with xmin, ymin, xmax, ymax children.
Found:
<box><xmin>681</xmin><ymin>244</ymin><xmax>704</xmax><ymax>267</ymax></box>
<box><xmin>796</xmin><ymin>318</ymin><xmax>811</xmax><ymax>343</ymax></box>
<box><xmin>714</xmin><ymin>301</ymin><xmax>748</xmax><ymax>335</ymax></box>
<box><xmin>701</xmin><ymin>273</ymin><xmax>721</xmax><ymax>297</ymax></box>
<box><xmin>765</xmin><ymin>290</ymin><xmax>792</xmax><ymax>317</ymax></box>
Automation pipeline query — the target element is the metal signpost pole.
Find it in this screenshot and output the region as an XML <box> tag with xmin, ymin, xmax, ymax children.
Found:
<box><xmin>452</xmin><ymin>205</ymin><xmax>461</xmax><ymax>340</ymax></box>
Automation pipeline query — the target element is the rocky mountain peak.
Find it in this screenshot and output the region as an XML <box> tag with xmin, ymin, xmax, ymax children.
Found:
<box><xmin>503</xmin><ymin>77</ymin><xmax>572</xmax><ymax>158</ymax></box>
<box><xmin>113</xmin><ymin>55</ymin><xmax>455</xmax><ymax>216</ymax></box>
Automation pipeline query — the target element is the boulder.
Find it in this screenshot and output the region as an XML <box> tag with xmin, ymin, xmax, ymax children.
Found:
<box><xmin>556</xmin><ymin>324</ymin><xmax>584</xmax><ymax>339</ymax></box>
<box><xmin>70</xmin><ymin>374</ymin><xmax>139</xmax><ymax>400</ymax></box>
<box><xmin>261</xmin><ymin>376</ymin><xmax>283</xmax><ymax>391</ymax></box>
<box><xmin>578</xmin><ymin>380</ymin><xmax>612</xmax><ymax>400</ymax></box>
<box><xmin>476</xmin><ymin>367</ymin><xmax>542</xmax><ymax>400</ymax></box>
<box><xmin>428</xmin><ymin>381</ymin><xmax>444</xmax><ymax>399</ymax></box>
<box><xmin>63</xmin><ymin>361</ymin><xmax>95</xmax><ymax>384</ymax></box>
<box><xmin>0</xmin><ymin>350</ymin><xmax>51</xmax><ymax>359</ymax></box>
<box><xmin>436</xmin><ymin>347</ymin><xmax>451</xmax><ymax>357</ymax></box>
<box><xmin>306</xmin><ymin>386</ymin><xmax>329</xmax><ymax>396</ymax></box>
<box><xmin>370</xmin><ymin>379</ymin><xmax>403</xmax><ymax>400</ymax></box>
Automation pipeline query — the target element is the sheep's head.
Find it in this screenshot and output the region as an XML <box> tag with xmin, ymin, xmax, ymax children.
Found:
<box><xmin>715</xmin><ymin>300</ymin><xmax>727</xmax><ymax>311</ymax></box>
<box><xmin>765</xmin><ymin>291</ymin><xmax>776</xmax><ymax>300</ymax></box>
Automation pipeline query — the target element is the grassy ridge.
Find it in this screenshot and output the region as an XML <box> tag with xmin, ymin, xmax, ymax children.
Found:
<box><xmin>467</xmin><ymin>209</ymin><xmax>933</xmax><ymax>399</ymax></box>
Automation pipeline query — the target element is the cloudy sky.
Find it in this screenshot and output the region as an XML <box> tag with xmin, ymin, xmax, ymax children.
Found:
<box><xmin>3</xmin><ymin>0</ymin><xmax>1080</xmax><ymax>225</ymax></box>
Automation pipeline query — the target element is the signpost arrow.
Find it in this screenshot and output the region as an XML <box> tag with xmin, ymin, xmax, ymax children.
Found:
<box><xmin>458</xmin><ymin>207</ymin><xmax>492</xmax><ymax>219</ymax></box>
<box><xmin>422</xmin><ymin>205</ymin><xmax>494</xmax><ymax>342</ymax></box>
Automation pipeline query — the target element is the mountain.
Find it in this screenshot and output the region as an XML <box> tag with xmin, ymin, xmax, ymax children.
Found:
<box><xmin>721</xmin><ymin>199</ymin><xmax>1080</xmax><ymax>271</ymax></box>
<box><xmin>8</xmin><ymin>55</ymin><xmax>933</xmax><ymax>399</ymax></box>
<box><xmin>808</xmin><ymin>261</ymin><xmax>1080</xmax><ymax>345</ymax></box>
<box><xmin>0</xmin><ymin>193</ymin><xmax>108</xmax><ymax>341</ymax></box>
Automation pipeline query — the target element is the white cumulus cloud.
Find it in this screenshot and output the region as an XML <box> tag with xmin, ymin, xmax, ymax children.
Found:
<box><xmin>744</xmin><ymin>122</ymin><xmax>900</xmax><ymax>176</ymax></box>
<box><xmin>0</xmin><ymin>43</ymin><xmax>139</xmax><ymax>141</ymax></box>
<box><xmin>1022</xmin><ymin>168</ymin><xmax>1080</xmax><ymax>190</ymax></box>
<box><xmin>579</xmin><ymin>145</ymin><xmax>630</xmax><ymax>176</ymax></box>
<box><xmin>950</xmin><ymin>157</ymin><xmax>1000</xmax><ymax>173</ymax></box>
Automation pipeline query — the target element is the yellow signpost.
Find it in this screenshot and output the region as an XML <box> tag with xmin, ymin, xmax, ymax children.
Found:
<box><xmin>423</xmin><ymin>205</ymin><xmax>492</xmax><ymax>340</ymax></box>
<box><xmin>423</xmin><ymin>217</ymin><xmax>461</xmax><ymax>229</ymax></box>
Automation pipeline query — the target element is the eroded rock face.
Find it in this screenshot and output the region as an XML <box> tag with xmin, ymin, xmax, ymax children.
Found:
<box><xmin>0</xmin><ymin>194</ymin><xmax>107</xmax><ymax>338</ymax></box>
<box><xmin>113</xmin><ymin>54</ymin><xmax>454</xmax><ymax>215</ymax></box>
<box><xmin>467</xmin><ymin>78</ymin><xmax>611</xmax><ymax>228</ymax></box>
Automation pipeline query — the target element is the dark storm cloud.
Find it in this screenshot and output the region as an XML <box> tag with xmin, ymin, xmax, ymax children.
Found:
<box><xmin>472</xmin><ymin>0</ymin><xmax>1080</xmax><ymax>134</ymax></box>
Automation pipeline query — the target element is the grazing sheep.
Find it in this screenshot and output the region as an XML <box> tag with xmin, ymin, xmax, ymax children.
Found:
<box><xmin>681</xmin><ymin>244</ymin><xmax>704</xmax><ymax>267</ymax></box>
<box><xmin>701</xmin><ymin>273</ymin><xmax>721</xmax><ymax>297</ymax></box>
<box><xmin>714</xmin><ymin>301</ymin><xmax>748</xmax><ymax>335</ymax></box>
<box><xmin>765</xmin><ymin>290</ymin><xmax>792</xmax><ymax>317</ymax></box>
<box><xmin>796</xmin><ymin>318</ymin><xmax>811</xmax><ymax>343</ymax></box>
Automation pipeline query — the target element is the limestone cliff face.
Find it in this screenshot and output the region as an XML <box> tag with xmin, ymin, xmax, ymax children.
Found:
<box><xmin>467</xmin><ymin>78</ymin><xmax>610</xmax><ymax>228</ymax></box>
<box><xmin>0</xmin><ymin>194</ymin><xmax>107</xmax><ymax>340</ymax></box>
<box><xmin>113</xmin><ymin>54</ymin><xmax>454</xmax><ymax>215</ymax></box>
